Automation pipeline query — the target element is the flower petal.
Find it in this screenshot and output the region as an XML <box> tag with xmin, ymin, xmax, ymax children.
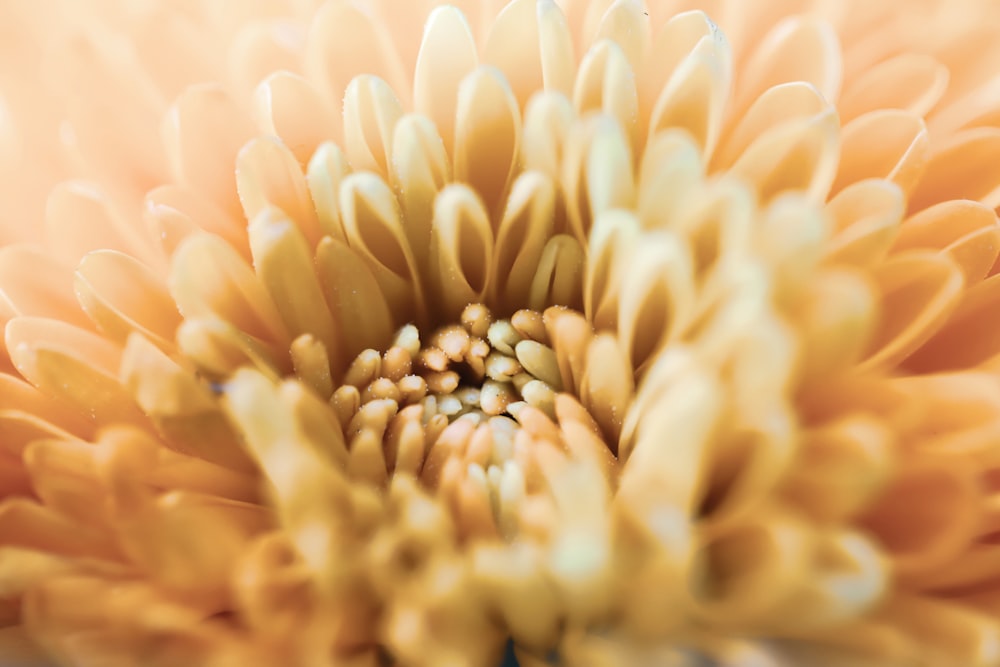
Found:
<box><xmin>413</xmin><ymin>6</ymin><xmax>478</xmax><ymax>157</ymax></box>
<box><xmin>573</xmin><ymin>40</ymin><xmax>639</xmax><ymax>150</ymax></box>
<box><xmin>342</xmin><ymin>75</ymin><xmax>404</xmax><ymax>178</ymax></box>
<box><xmin>453</xmin><ymin>67</ymin><xmax>521</xmax><ymax>218</ymax></box>
<box><xmin>483</xmin><ymin>0</ymin><xmax>575</xmax><ymax>109</ymax></box>
<box><xmin>908</xmin><ymin>128</ymin><xmax>1000</xmax><ymax>212</ymax></box>
<box><xmin>429</xmin><ymin>185</ymin><xmax>494</xmax><ymax>319</ymax></box>
<box><xmin>839</xmin><ymin>53</ymin><xmax>949</xmax><ymax>122</ymax></box>
<box><xmin>833</xmin><ymin>110</ymin><xmax>929</xmax><ymax>197</ymax></box>
<box><xmin>824</xmin><ymin>179</ymin><xmax>904</xmax><ymax>268</ymax></box>
<box><xmin>252</xmin><ymin>71</ymin><xmax>336</xmax><ymax>166</ymax></box>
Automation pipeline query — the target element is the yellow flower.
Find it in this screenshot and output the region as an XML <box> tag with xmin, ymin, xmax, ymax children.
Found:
<box><xmin>2</xmin><ymin>0</ymin><xmax>1000</xmax><ymax>666</ymax></box>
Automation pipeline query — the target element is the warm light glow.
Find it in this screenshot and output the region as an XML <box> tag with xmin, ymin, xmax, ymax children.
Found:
<box><xmin>1</xmin><ymin>1</ymin><xmax>1000</xmax><ymax>666</ymax></box>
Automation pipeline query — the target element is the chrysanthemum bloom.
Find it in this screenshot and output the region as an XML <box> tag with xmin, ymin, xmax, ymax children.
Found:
<box><xmin>3</xmin><ymin>0</ymin><xmax>1000</xmax><ymax>665</ymax></box>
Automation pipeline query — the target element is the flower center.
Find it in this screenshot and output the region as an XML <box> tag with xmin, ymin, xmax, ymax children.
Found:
<box><xmin>330</xmin><ymin>303</ymin><xmax>614</xmax><ymax>541</ymax></box>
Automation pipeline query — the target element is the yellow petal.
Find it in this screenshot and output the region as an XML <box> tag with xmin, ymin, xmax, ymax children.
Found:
<box><xmin>585</xmin><ymin>209</ymin><xmax>641</xmax><ymax>331</ymax></box>
<box><xmin>906</xmin><ymin>274</ymin><xmax>1000</xmax><ymax>372</ymax></box>
<box><xmin>315</xmin><ymin>237</ymin><xmax>395</xmax><ymax>364</ymax></box>
<box><xmin>248</xmin><ymin>207</ymin><xmax>340</xmax><ymax>359</ymax></box>
<box><xmin>306</xmin><ymin>141</ymin><xmax>351</xmax><ymax>243</ymax></box>
<box><xmin>637</xmin><ymin>130</ymin><xmax>704</xmax><ymax>230</ymax></box>
<box><xmin>119</xmin><ymin>332</ymin><xmax>255</xmax><ymax>472</ymax></box>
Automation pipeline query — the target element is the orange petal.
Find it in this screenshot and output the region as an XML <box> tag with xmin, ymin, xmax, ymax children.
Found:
<box><xmin>908</xmin><ymin>128</ymin><xmax>1000</xmax><ymax>212</ymax></box>
<box><xmin>832</xmin><ymin>110</ymin><xmax>929</xmax><ymax>197</ymax></box>
<box><xmin>860</xmin><ymin>253</ymin><xmax>964</xmax><ymax>372</ymax></box>
<box><xmin>906</xmin><ymin>274</ymin><xmax>1000</xmax><ymax>372</ymax></box>
<box><xmin>838</xmin><ymin>53</ymin><xmax>949</xmax><ymax>122</ymax></box>
<box><xmin>252</xmin><ymin>71</ymin><xmax>336</xmax><ymax>166</ymax></box>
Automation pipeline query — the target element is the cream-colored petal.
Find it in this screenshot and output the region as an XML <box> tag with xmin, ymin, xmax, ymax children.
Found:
<box><xmin>908</xmin><ymin>128</ymin><xmax>1000</xmax><ymax>212</ymax></box>
<box><xmin>493</xmin><ymin>171</ymin><xmax>558</xmax><ymax>314</ymax></box>
<box><xmin>667</xmin><ymin>177</ymin><xmax>754</xmax><ymax>280</ymax></box>
<box><xmin>618</xmin><ymin>348</ymin><xmax>720</xmax><ymax>512</ymax></box>
<box><xmin>646</xmin><ymin>28</ymin><xmax>731</xmax><ymax>159</ymax></box>
<box><xmin>453</xmin><ymin>66</ymin><xmax>521</xmax><ymax>218</ymax></box>
<box><xmin>237</xmin><ymin>136</ymin><xmax>324</xmax><ymax>249</ymax></box>
<box><xmin>339</xmin><ymin>172</ymin><xmax>426</xmax><ymax>325</ymax></box>
<box><xmin>248</xmin><ymin>207</ymin><xmax>340</xmax><ymax>360</ymax></box>
<box><xmin>303</xmin><ymin>0</ymin><xmax>411</xmax><ymax>112</ymax></box>
<box><xmin>74</xmin><ymin>250</ymin><xmax>180</xmax><ymax>348</ymax></box>
<box><xmin>306</xmin><ymin>141</ymin><xmax>351</xmax><ymax>243</ymax></box>
<box><xmin>591</xmin><ymin>0</ymin><xmax>649</xmax><ymax>71</ymax></box>
<box><xmin>45</xmin><ymin>181</ymin><xmax>163</xmax><ymax>272</ymax></box>
<box><xmin>579</xmin><ymin>333</ymin><xmax>633</xmax><ymax>446</ymax></box>
<box><xmin>894</xmin><ymin>200</ymin><xmax>1000</xmax><ymax>284</ymax></box>
<box><xmin>413</xmin><ymin>5</ymin><xmax>478</xmax><ymax>157</ymax></box>
<box><xmin>342</xmin><ymin>75</ymin><xmax>404</xmax><ymax>177</ymax></box>
<box><xmin>732</xmin><ymin>16</ymin><xmax>842</xmax><ymax>114</ymax></box>
<box><xmin>824</xmin><ymin>179</ymin><xmax>904</xmax><ymax>268</ymax></box>
<box><xmin>315</xmin><ymin>237</ymin><xmax>395</xmax><ymax>364</ymax></box>
<box><xmin>391</xmin><ymin>114</ymin><xmax>450</xmax><ymax>274</ymax></box>
<box><xmin>860</xmin><ymin>252</ymin><xmax>965</xmax><ymax>372</ymax></box>
<box><xmin>585</xmin><ymin>209</ymin><xmax>641</xmax><ymax>331</ymax></box>
<box><xmin>161</xmin><ymin>83</ymin><xmax>254</xmax><ymax>218</ymax></box>
<box><xmin>713</xmin><ymin>81</ymin><xmax>828</xmax><ymax>171</ymax></box>
<box><xmin>793</xmin><ymin>268</ymin><xmax>875</xmax><ymax>380</ymax></box>
<box><xmin>143</xmin><ymin>184</ymin><xmax>250</xmax><ymax>260</ymax></box>
<box><xmin>838</xmin><ymin>53</ymin><xmax>949</xmax><ymax>122</ymax></box>
<box><xmin>176</xmin><ymin>316</ymin><xmax>284</xmax><ymax>380</ymax></box>
<box><xmin>483</xmin><ymin>0</ymin><xmax>574</xmax><ymax>110</ymax></box>
<box><xmin>170</xmin><ymin>233</ymin><xmax>289</xmax><ymax>347</ymax></box>
<box><xmin>616</xmin><ymin>231</ymin><xmax>695</xmax><ymax>371</ymax></box>
<box><xmin>754</xmin><ymin>194</ymin><xmax>829</xmax><ymax>306</ymax></box>
<box><xmin>573</xmin><ymin>40</ymin><xmax>639</xmax><ymax>151</ymax></box>
<box><xmin>728</xmin><ymin>102</ymin><xmax>840</xmax><ymax>203</ymax></box>
<box><xmin>0</xmin><ymin>246</ymin><xmax>90</xmax><ymax>330</ymax></box>
<box><xmin>562</xmin><ymin>114</ymin><xmax>635</xmax><ymax>245</ymax></box>
<box><xmin>252</xmin><ymin>71</ymin><xmax>336</xmax><ymax>166</ymax></box>
<box><xmin>833</xmin><ymin>110</ymin><xmax>929</xmax><ymax>197</ymax></box>
<box><xmin>5</xmin><ymin>317</ymin><xmax>142</xmax><ymax>427</ymax></box>
<box><xmin>637</xmin><ymin>130</ymin><xmax>704</xmax><ymax>230</ymax></box>
<box><xmin>228</xmin><ymin>19</ymin><xmax>303</xmax><ymax>103</ymax></box>
<box><xmin>529</xmin><ymin>234</ymin><xmax>585</xmax><ymax>313</ymax></box>
<box><xmin>120</xmin><ymin>333</ymin><xmax>255</xmax><ymax>472</ymax></box>
<box><xmin>429</xmin><ymin>185</ymin><xmax>494</xmax><ymax>320</ymax></box>
<box><xmin>521</xmin><ymin>91</ymin><xmax>576</xmax><ymax>181</ymax></box>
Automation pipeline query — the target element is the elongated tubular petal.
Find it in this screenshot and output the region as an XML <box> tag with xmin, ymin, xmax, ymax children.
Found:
<box><xmin>429</xmin><ymin>185</ymin><xmax>494</xmax><ymax>320</ymax></box>
<box><xmin>391</xmin><ymin>114</ymin><xmax>450</xmax><ymax>275</ymax></box>
<box><xmin>529</xmin><ymin>234</ymin><xmax>585</xmax><ymax>312</ymax></box>
<box><xmin>492</xmin><ymin>171</ymin><xmax>557</xmax><ymax>314</ymax></box>
<box><xmin>170</xmin><ymin>233</ymin><xmax>289</xmax><ymax>348</ymax></box>
<box><xmin>6</xmin><ymin>317</ymin><xmax>144</xmax><ymax>427</ymax></box>
<box><xmin>252</xmin><ymin>71</ymin><xmax>337</xmax><ymax>166</ymax></box>
<box><xmin>339</xmin><ymin>172</ymin><xmax>426</xmax><ymax>325</ymax></box>
<box><xmin>306</xmin><ymin>141</ymin><xmax>351</xmax><ymax>243</ymax></box>
<box><xmin>315</xmin><ymin>237</ymin><xmax>395</xmax><ymax>366</ymax></box>
<box><xmin>414</xmin><ymin>6</ymin><xmax>478</xmax><ymax>157</ymax></box>
<box><xmin>573</xmin><ymin>40</ymin><xmax>638</xmax><ymax>151</ymax></box>
<box><xmin>74</xmin><ymin>250</ymin><xmax>180</xmax><ymax>348</ymax></box>
<box><xmin>248</xmin><ymin>207</ymin><xmax>340</xmax><ymax>363</ymax></box>
<box><xmin>342</xmin><ymin>75</ymin><xmax>404</xmax><ymax>178</ymax></box>
<box><xmin>237</xmin><ymin>136</ymin><xmax>323</xmax><ymax>249</ymax></box>
<box><xmin>453</xmin><ymin>66</ymin><xmax>521</xmax><ymax>220</ymax></box>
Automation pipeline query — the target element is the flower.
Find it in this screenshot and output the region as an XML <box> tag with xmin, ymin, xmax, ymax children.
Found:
<box><xmin>2</xmin><ymin>0</ymin><xmax>1000</xmax><ymax>665</ymax></box>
